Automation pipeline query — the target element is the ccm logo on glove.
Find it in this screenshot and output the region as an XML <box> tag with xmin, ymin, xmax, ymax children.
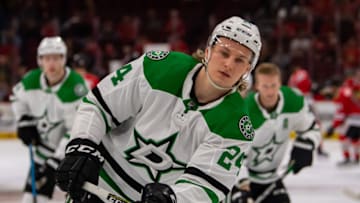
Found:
<box><xmin>66</xmin><ymin>144</ymin><xmax>105</xmax><ymax>163</ymax></box>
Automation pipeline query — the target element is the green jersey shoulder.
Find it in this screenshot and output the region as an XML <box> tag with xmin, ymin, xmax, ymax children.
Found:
<box><xmin>20</xmin><ymin>68</ymin><xmax>88</xmax><ymax>103</ymax></box>
<box><xmin>21</xmin><ymin>68</ymin><xmax>42</xmax><ymax>90</ymax></box>
<box><xmin>201</xmin><ymin>92</ymin><xmax>254</xmax><ymax>141</ymax></box>
<box><xmin>57</xmin><ymin>69</ymin><xmax>88</xmax><ymax>102</ymax></box>
<box><xmin>245</xmin><ymin>86</ymin><xmax>305</xmax><ymax>129</ymax></box>
<box><xmin>281</xmin><ymin>86</ymin><xmax>304</xmax><ymax>113</ymax></box>
<box><xmin>143</xmin><ymin>51</ymin><xmax>199</xmax><ymax>97</ymax></box>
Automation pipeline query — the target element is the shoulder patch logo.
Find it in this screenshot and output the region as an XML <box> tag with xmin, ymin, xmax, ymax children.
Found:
<box><xmin>146</xmin><ymin>51</ymin><xmax>170</xmax><ymax>60</ymax></box>
<box><xmin>239</xmin><ymin>116</ymin><xmax>255</xmax><ymax>140</ymax></box>
<box><xmin>74</xmin><ymin>84</ymin><xmax>87</xmax><ymax>97</ymax></box>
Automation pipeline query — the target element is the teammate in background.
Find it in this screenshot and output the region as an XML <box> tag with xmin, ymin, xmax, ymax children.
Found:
<box><xmin>10</xmin><ymin>36</ymin><xmax>88</xmax><ymax>203</ymax></box>
<box><xmin>288</xmin><ymin>66</ymin><xmax>329</xmax><ymax>157</ymax></box>
<box><xmin>326</xmin><ymin>68</ymin><xmax>360</xmax><ymax>166</ymax></box>
<box><xmin>72</xmin><ymin>53</ymin><xmax>100</xmax><ymax>90</ymax></box>
<box><xmin>55</xmin><ymin>16</ymin><xmax>262</xmax><ymax>203</ymax></box>
<box><xmin>231</xmin><ymin>63</ymin><xmax>321</xmax><ymax>203</ymax></box>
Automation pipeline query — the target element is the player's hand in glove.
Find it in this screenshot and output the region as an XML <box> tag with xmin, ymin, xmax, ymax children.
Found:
<box><xmin>230</xmin><ymin>178</ymin><xmax>254</xmax><ymax>203</ymax></box>
<box><xmin>140</xmin><ymin>182</ymin><xmax>177</xmax><ymax>203</ymax></box>
<box><xmin>324</xmin><ymin>127</ymin><xmax>334</xmax><ymax>138</ymax></box>
<box><xmin>17</xmin><ymin>115</ymin><xmax>40</xmax><ymax>145</ymax></box>
<box><xmin>34</xmin><ymin>157</ymin><xmax>60</xmax><ymax>190</ymax></box>
<box><xmin>290</xmin><ymin>137</ymin><xmax>315</xmax><ymax>174</ymax></box>
<box><xmin>56</xmin><ymin>138</ymin><xmax>104</xmax><ymax>202</ymax></box>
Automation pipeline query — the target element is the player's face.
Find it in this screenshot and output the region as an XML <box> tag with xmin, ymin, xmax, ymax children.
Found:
<box><xmin>255</xmin><ymin>74</ymin><xmax>281</xmax><ymax>108</ymax></box>
<box><xmin>39</xmin><ymin>54</ymin><xmax>65</xmax><ymax>83</ymax></box>
<box><xmin>206</xmin><ymin>37</ymin><xmax>252</xmax><ymax>88</ymax></box>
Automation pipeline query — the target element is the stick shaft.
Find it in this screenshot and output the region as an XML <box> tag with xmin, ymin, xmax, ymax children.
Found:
<box><xmin>254</xmin><ymin>162</ymin><xmax>294</xmax><ymax>203</ymax></box>
<box><xmin>29</xmin><ymin>144</ymin><xmax>37</xmax><ymax>203</ymax></box>
<box><xmin>82</xmin><ymin>181</ymin><xmax>130</xmax><ymax>203</ymax></box>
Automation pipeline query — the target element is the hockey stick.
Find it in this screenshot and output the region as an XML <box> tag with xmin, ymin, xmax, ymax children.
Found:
<box><xmin>254</xmin><ymin>161</ymin><xmax>295</xmax><ymax>203</ymax></box>
<box><xmin>82</xmin><ymin>181</ymin><xmax>131</xmax><ymax>203</ymax></box>
<box><xmin>29</xmin><ymin>143</ymin><xmax>37</xmax><ymax>203</ymax></box>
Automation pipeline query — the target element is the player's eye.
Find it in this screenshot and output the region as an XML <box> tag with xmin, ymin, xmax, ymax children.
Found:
<box><xmin>235</xmin><ymin>58</ymin><xmax>247</xmax><ymax>64</ymax></box>
<box><xmin>220</xmin><ymin>50</ymin><xmax>229</xmax><ymax>58</ymax></box>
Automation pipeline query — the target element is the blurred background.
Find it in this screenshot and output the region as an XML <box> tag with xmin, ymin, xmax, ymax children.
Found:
<box><xmin>0</xmin><ymin>0</ymin><xmax>359</xmax><ymax>202</ymax></box>
<box><xmin>0</xmin><ymin>0</ymin><xmax>357</xmax><ymax>100</ymax></box>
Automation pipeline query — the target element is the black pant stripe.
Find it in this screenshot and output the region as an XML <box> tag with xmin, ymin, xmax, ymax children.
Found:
<box><xmin>99</xmin><ymin>143</ymin><xmax>143</xmax><ymax>193</ymax></box>
<box><xmin>92</xmin><ymin>87</ymin><xmax>121</xmax><ymax>126</ymax></box>
<box><xmin>248</xmin><ymin>168</ymin><xmax>276</xmax><ymax>175</ymax></box>
<box><xmin>38</xmin><ymin>141</ymin><xmax>55</xmax><ymax>152</ymax></box>
<box><xmin>297</xmin><ymin>120</ymin><xmax>317</xmax><ymax>134</ymax></box>
<box><xmin>185</xmin><ymin>166</ymin><xmax>229</xmax><ymax>195</ymax></box>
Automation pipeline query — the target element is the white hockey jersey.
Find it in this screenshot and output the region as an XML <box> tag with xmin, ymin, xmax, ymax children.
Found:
<box><xmin>11</xmin><ymin>67</ymin><xmax>88</xmax><ymax>164</ymax></box>
<box><xmin>245</xmin><ymin>87</ymin><xmax>321</xmax><ymax>184</ymax></box>
<box><xmin>71</xmin><ymin>51</ymin><xmax>255</xmax><ymax>203</ymax></box>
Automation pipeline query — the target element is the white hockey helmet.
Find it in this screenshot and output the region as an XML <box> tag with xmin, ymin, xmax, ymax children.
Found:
<box><xmin>37</xmin><ymin>36</ymin><xmax>67</xmax><ymax>66</ymax></box>
<box><xmin>208</xmin><ymin>16</ymin><xmax>262</xmax><ymax>70</ymax></box>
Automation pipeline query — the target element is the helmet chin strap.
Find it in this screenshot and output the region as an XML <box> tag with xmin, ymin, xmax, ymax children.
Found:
<box><xmin>202</xmin><ymin>50</ymin><xmax>239</xmax><ymax>91</ymax></box>
<box><xmin>204</xmin><ymin>64</ymin><xmax>234</xmax><ymax>91</ymax></box>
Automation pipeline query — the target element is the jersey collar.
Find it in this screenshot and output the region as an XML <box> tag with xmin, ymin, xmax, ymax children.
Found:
<box><xmin>254</xmin><ymin>90</ymin><xmax>284</xmax><ymax>119</ymax></box>
<box><xmin>40</xmin><ymin>67</ymin><xmax>70</xmax><ymax>92</ymax></box>
<box><xmin>181</xmin><ymin>63</ymin><xmax>237</xmax><ymax>110</ymax></box>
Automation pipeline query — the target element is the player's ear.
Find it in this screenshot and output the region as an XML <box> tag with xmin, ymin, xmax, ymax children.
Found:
<box><xmin>203</xmin><ymin>46</ymin><xmax>213</xmax><ymax>64</ymax></box>
<box><xmin>204</xmin><ymin>47</ymin><xmax>210</xmax><ymax>59</ymax></box>
<box><xmin>246</xmin><ymin>65</ymin><xmax>251</xmax><ymax>73</ymax></box>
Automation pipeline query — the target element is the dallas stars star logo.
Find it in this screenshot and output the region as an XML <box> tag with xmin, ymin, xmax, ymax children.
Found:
<box><xmin>36</xmin><ymin>110</ymin><xmax>61</xmax><ymax>141</ymax></box>
<box><xmin>252</xmin><ymin>134</ymin><xmax>284</xmax><ymax>166</ymax></box>
<box><xmin>125</xmin><ymin>129</ymin><xmax>186</xmax><ymax>182</ymax></box>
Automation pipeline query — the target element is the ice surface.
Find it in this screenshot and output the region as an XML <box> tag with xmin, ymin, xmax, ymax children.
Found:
<box><xmin>0</xmin><ymin>140</ymin><xmax>359</xmax><ymax>203</ymax></box>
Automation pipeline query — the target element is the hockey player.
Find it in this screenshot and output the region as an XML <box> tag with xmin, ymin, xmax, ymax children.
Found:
<box><xmin>287</xmin><ymin>66</ymin><xmax>329</xmax><ymax>157</ymax></box>
<box><xmin>326</xmin><ymin>68</ymin><xmax>360</xmax><ymax>165</ymax></box>
<box><xmin>231</xmin><ymin>63</ymin><xmax>321</xmax><ymax>203</ymax></box>
<box><xmin>11</xmin><ymin>36</ymin><xmax>88</xmax><ymax>203</ymax></box>
<box><xmin>72</xmin><ymin>53</ymin><xmax>100</xmax><ymax>90</ymax></box>
<box><xmin>55</xmin><ymin>16</ymin><xmax>262</xmax><ymax>203</ymax></box>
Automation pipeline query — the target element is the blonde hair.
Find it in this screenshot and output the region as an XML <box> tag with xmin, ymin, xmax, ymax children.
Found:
<box><xmin>191</xmin><ymin>48</ymin><xmax>248</xmax><ymax>92</ymax></box>
<box><xmin>255</xmin><ymin>62</ymin><xmax>281</xmax><ymax>80</ymax></box>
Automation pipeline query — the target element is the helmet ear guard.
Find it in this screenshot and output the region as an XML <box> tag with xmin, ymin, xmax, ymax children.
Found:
<box><xmin>37</xmin><ymin>36</ymin><xmax>67</xmax><ymax>67</ymax></box>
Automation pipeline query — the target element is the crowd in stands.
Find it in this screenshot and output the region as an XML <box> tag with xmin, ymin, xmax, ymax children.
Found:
<box><xmin>0</xmin><ymin>0</ymin><xmax>359</xmax><ymax>101</ymax></box>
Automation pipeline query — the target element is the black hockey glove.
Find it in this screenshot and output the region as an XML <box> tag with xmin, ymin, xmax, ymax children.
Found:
<box><xmin>55</xmin><ymin>138</ymin><xmax>104</xmax><ymax>202</ymax></box>
<box><xmin>141</xmin><ymin>182</ymin><xmax>177</xmax><ymax>203</ymax></box>
<box><xmin>17</xmin><ymin>115</ymin><xmax>40</xmax><ymax>145</ymax></box>
<box><xmin>34</xmin><ymin>157</ymin><xmax>60</xmax><ymax>190</ymax></box>
<box><xmin>230</xmin><ymin>178</ymin><xmax>253</xmax><ymax>203</ymax></box>
<box><xmin>290</xmin><ymin>137</ymin><xmax>315</xmax><ymax>174</ymax></box>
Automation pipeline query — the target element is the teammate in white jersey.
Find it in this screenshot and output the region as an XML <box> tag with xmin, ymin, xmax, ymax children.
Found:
<box><xmin>55</xmin><ymin>16</ymin><xmax>262</xmax><ymax>203</ymax></box>
<box><xmin>11</xmin><ymin>36</ymin><xmax>88</xmax><ymax>203</ymax></box>
<box><xmin>230</xmin><ymin>63</ymin><xmax>321</xmax><ymax>203</ymax></box>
